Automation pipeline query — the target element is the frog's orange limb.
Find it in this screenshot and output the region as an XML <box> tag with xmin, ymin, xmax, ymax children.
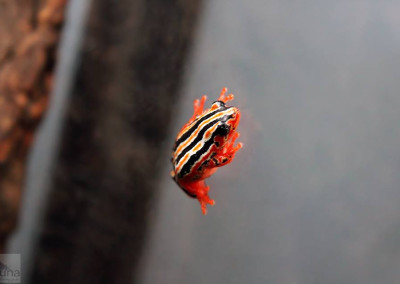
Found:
<box><xmin>227</xmin><ymin>131</ymin><xmax>243</xmax><ymax>152</ymax></box>
<box><xmin>211</xmin><ymin>132</ymin><xmax>243</xmax><ymax>167</ymax></box>
<box><xmin>218</xmin><ymin>87</ymin><xmax>234</xmax><ymax>104</ymax></box>
<box><xmin>198</xmin><ymin>188</ymin><xmax>215</xmax><ymax>215</ymax></box>
<box><xmin>179</xmin><ymin>95</ymin><xmax>207</xmax><ymax>132</ymax></box>
<box><xmin>179</xmin><ymin>179</ymin><xmax>215</xmax><ymax>214</ymax></box>
<box><xmin>191</xmin><ymin>95</ymin><xmax>207</xmax><ymax>122</ymax></box>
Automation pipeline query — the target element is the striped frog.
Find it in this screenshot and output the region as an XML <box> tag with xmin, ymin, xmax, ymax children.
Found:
<box><xmin>171</xmin><ymin>87</ymin><xmax>242</xmax><ymax>215</ymax></box>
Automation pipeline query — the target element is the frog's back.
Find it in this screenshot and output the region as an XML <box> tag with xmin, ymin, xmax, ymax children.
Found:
<box><xmin>172</xmin><ymin>106</ymin><xmax>232</xmax><ymax>179</ymax></box>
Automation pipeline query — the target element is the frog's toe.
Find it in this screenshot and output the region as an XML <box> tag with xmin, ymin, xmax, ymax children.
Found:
<box><xmin>201</xmin><ymin>203</ymin><xmax>208</xmax><ymax>215</ymax></box>
<box><xmin>198</xmin><ymin>190</ymin><xmax>215</xmax><ymax>215</ymax></box>
<box><xmin>234</xmin><ymin>142</ymin><xmax>243</xmax><ymax>152</ymax></box>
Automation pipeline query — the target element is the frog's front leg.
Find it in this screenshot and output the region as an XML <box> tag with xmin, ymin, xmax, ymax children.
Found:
<box><xmin>218</xmin><ymin>87</ymin><xmax>234</xmax><ymax>103</ymax></box>
<box><xmin>211</xmin><ymin>132</ymin><xmax>243</xmax><ymax>167</ymax></box>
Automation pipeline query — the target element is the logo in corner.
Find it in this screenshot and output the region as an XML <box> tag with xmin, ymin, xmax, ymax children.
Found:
<box><xmin>0</xmin><ymin>254</ymin><xmax>20</xmax><ymax>283</ymax></box>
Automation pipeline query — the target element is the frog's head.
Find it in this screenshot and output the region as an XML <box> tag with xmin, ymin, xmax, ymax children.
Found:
<box><xmin>226</xmin><ymin>106</ymin><xmax>241</xmax><ymax>132</ymax></box>
<box><xmin>210</xmin><ymin>100</ymin><xmax>226</xmax><ymax>111</ymax></box>
<box><xmin>213</xmin><ymin>104</ymin><xmax>241</xmax><ymax>139</ymax></box>
<box><xmin>210</xmin><ymin>90</ymin><xmax>241</xmax><ymax>143</ymax></box>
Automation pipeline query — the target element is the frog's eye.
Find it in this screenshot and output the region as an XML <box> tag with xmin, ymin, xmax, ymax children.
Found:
<box><xmin>215</xmin><ymin>123</ymin><xmax>230</xmax><ymax>137</ymax></box>
<box><xmin>211</xmin><ymin>101</ymin><xmax>225</xmax><ymax>110</ymax></box>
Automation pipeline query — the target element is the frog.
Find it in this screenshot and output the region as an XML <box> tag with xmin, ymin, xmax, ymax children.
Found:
<box><xmin>171</xmin><ymin>87</ymin><xmax>242</xmax><ymax>214</ymax></box>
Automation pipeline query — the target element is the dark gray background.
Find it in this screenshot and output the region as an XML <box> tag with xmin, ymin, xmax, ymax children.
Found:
<box><xmin>138</xmin><ymin>0</ymin><xmax>400</xmax><ymax>283</ymax></box>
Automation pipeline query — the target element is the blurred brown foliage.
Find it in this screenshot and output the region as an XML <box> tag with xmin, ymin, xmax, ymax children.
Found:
<box><xmin>0</xmin><ymin>0</ymin><xmax>67</xmax><ymax>252</ymax></box>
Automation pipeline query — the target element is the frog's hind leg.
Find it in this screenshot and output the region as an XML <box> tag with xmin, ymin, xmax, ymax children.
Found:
<box><xmin>197</xmin><ymin>184</ymin><xmax>215</xmax><ymax>215</ymax></box>
<box><xmin>180</xmin><ymin>179</ymin><xmax>215</xmax><ymax>215</ymax></box>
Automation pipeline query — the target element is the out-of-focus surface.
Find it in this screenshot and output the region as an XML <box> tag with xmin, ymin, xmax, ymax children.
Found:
<box><xmin>7</xmin><ymin>0</ymin><xmax>91</xmax><ymax>280</ymax></box>
<box><xmin>10</xmin><ymin>0</ymin><xmax>203</xmax><ymax>283</ymax></box>
<box><xmin>138</xmin><ymin>1</ymin><xmax>400</xmax><ymax>283</ymax></box>
<box><xmin>0</xmin><ymin>0</ymin><xmax>67</xmax><ymax>253</ymax></box>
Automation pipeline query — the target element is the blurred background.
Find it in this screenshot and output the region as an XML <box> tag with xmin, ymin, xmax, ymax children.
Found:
<box><xmin>1</xmin><ymin>0</ymin><xmax>400</xmax><ymax>283</ymax></box>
